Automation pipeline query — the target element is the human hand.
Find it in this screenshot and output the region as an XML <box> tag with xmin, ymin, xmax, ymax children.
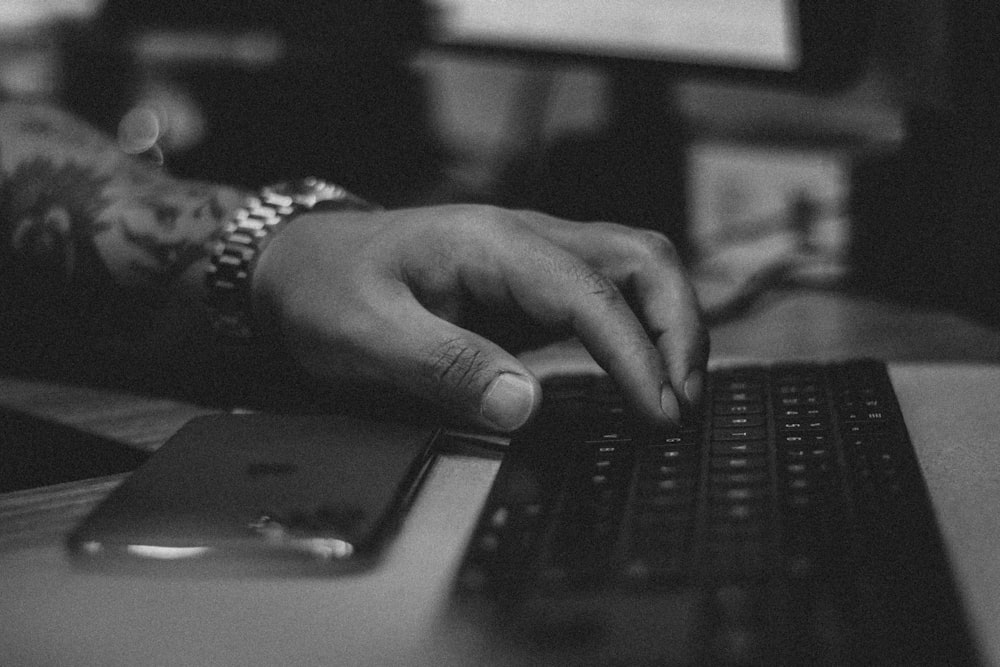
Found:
<box><xmin>251</xmin><ymin>205</ymin><xmax>708</xmax><ymax>432</ymax></box>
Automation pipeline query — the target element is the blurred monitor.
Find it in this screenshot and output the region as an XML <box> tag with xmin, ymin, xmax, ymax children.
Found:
<box><xmin>427</xmin><ymin>0</ymin><xmax>869</xmax><ymax>89</ymax></box>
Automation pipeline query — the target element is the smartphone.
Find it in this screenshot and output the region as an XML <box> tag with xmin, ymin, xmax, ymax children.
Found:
<box><xmin>67</xmin><ymin>413</ymin><xmax>439</xmax><ymax>575</ymax></box>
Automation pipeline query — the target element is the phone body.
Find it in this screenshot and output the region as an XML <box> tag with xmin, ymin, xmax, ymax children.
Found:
<box><xmin>67</xmin><ymin>413</ymin><xmax>439</xmax><ymax>576</ymax></box>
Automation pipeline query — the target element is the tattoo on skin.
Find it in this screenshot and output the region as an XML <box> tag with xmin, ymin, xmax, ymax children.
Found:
<box><xmin>1</xmin><ymin>108</ymin><xmax>240</xmax><ymax>310</ymax></box>
<box><xmin>0</xmin><ymin>158</ymin><xmax>112</xmax><ymax>293</ymax></box>
<box><xmin>114</xmin><ymin>209</ymin><xmax>222</xmax><ymax>290</ymax></box>
<box><xmin>97</xmin><ymin>181</ymin><xmax>229</xmax><ymax>287</ymax></box>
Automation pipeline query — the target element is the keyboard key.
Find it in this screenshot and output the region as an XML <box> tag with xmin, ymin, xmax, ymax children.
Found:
<box><xmin>715</xmin><ymin>403</ymin><xmax>764</xmax><ymax>415</ymax></box>
<box><xmin>778</xmin><ymin>433</ymin><xmax>830</xmax><ymax>446</ymax></box>
<box><xmin>777</xmin><ymin>419</ymin><xmax>828</xmax><ymax>431</ymax></box>
<box><xmin>713</xmin><ymin>427</ymin><xmax>767</xmax><ymax>441</ymax></box>
<box><xmin>712</xmin><ymin>471</ymin><xmax>770</xmax><ymax>487</ymax></box>
<box><xmin>640</xmin><ymin>464</ymin><xmax>695</xmax><ymax>480</ymax></box>
<box><xmin>711</xmin><ymin>456</ymin><xmax>768</xmax><ymax>471</ymax></box>
<box><xmin>711</xmin><ymin>495</ymin><xmax>770</xmax><ymax>517</ymax></box>
<box><xmin>713</xmin><ymin>414</ymin><xmax>766</xmax><ymax>428</ymax></box>
<box><xmin>712</xmin><ymin>439</ymin><xmax>767</xmax><ymax>455</ymax></box>
<box><xmin>711</xmin><ymin>486</ymin><xmax>769</xmax><ymax>502</ymax></box>
<box><xmin>640</xmin><ymin>493</ymin><xmax>695</xmax><ymax>512</ymax></box>
<box><xmin>778</xmin><ymin>396</ymin><xmax>822</xmax><ymax>406</ymax></box>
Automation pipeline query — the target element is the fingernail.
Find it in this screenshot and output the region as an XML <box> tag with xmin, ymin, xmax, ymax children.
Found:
<box><xmin>482</xmin><ymin>373</ymin><xmax>536</xmax><ymax>431</ymax></box>
<box><xmin>660</xmin><ymin>382</ymin><xmax>681</xmax><ymax>423</ymax></box>
<box><xmin>684</xmin><ymin>370</ymin><xmax>704</xmax><ymax>405</ymax></box>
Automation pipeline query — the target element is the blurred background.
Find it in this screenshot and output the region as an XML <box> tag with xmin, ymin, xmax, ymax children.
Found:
<box><xmin>1</xmin><ymin>1</ymin><xmax>997</xmax><ymax>325</ymax></box>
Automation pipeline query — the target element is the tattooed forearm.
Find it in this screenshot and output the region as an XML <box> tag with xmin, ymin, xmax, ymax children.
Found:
<box><xmin>0</xmin><ymin>156</ymin><xmax>117</xmax><ymax>297</ymax></box>
<box><xmin>0</xmin><ymin>102</ymin><xmax>246</xmax><ymax>317</ymax></box>
<box><xmin>120</xmin><ymin>224</ymin><xmax>213</xmax><ymax>291</ymax></box>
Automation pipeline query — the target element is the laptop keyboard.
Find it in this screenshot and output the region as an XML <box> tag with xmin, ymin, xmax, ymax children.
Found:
<box><xmin>454</xmin><ymin>360</ymin><xmax>977</xmax><ymax>665</ymax></box>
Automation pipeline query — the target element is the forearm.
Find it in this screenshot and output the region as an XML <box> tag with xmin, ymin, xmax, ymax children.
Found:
<box><xmin>0</xmin><ymin>102</ymin><xmax>246</xmax><ymax>320</ymax></box>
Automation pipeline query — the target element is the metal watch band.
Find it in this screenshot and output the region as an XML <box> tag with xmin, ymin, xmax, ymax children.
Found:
<box><xmin>205</xmin><ymin>178</ymin><xmax>376</xmax><ymax>340</ymax></box>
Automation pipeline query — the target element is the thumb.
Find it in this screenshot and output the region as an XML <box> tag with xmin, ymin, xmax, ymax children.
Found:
<box><xmin>378</xmin><ymin>300</ymin><xmax>543</xmax><ymax>432</ymax></box>
<box><xmin>477</xmin><ymin>367</ymin><xmax>542</xmax><ymax>432</ymax></box>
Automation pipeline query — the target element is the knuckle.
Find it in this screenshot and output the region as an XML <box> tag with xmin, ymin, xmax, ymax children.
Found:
<box><xmin>626</xmin><ymin>228</ymin><xmax>679</xmax><ymax>265</ymax></box>
<box><xmin>575</xmin><ymin>264</ymin><xmax>622</xmax><ymax>302</ymax></box>
<box><xmin>588</xmin><ymin>221</ymin><xmax>630</xmax><ymax>237</ymax></box>
<box><xmin>438</xmin><ymin>204</ymin><xmax>511</xmax><ymax>238</ymax></box>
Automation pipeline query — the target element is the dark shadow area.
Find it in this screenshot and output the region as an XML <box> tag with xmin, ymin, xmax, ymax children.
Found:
<box><xmin>1</xmin><ymin>407</ymin><xmax>150</xmax><ymax>492</ymax></box>
<box><xmin>849</xmin><ymin>0</ymin><xmax>1000</xmax><ymax>327</ymax></box>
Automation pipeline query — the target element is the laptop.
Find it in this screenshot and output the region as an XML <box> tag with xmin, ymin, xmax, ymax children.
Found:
<box><xmin>448</xmin><ymin>355</ymin><xmax>982</xmax><ymax>665</ymax></box>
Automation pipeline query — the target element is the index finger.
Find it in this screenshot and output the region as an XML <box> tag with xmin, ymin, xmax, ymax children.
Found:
<box><xmin>462</xmin><ymin>224</ymin><xmax>682</xmax><ymax>423</ymax></box>
<box><xmin>630</xmin><ymin>242</ymin><xmax>709</xmax><ymax>405</ymax></box>
<box><xmin>510</xmin><ymin>214</ymin><xmax>709</xmax><ymax>406</ymax></box>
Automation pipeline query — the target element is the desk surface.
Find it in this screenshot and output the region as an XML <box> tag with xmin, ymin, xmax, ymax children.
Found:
<box><xmin>3</xmin><ymin>289</ymin><xmax>1000</xmax><ymax>666</ymax></box>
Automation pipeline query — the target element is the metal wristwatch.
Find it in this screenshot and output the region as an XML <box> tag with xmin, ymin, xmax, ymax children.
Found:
<box><xmin>205</xmin><ymin>177</ymin><xmax>377</xmax><ymax>340</ymax></box>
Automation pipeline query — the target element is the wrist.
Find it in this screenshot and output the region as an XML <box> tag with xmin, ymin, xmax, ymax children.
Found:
<box><xmin>178</xmin><ymin>186</ymin><xmax>250</xmax><ymax>300</ymax></box>
<box><xmin>204</xmin><ymin>178</ymin><xmax>377</xmax><ymax>341</ymax></box>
